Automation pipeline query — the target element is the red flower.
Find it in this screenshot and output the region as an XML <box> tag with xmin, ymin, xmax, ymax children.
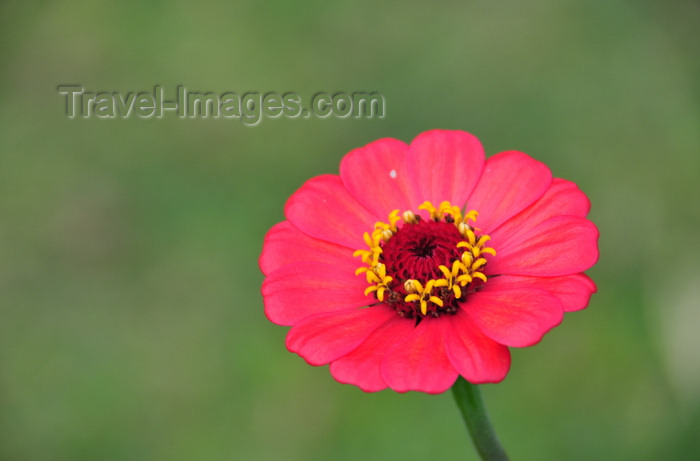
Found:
<box><xmin>260</xmin><ymin>130</ymin><xmax>598</xmax><ymax>394</ymax></box>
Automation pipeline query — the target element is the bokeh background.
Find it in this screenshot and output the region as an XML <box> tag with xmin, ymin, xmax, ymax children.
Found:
<box><xmin>1</xmin><ymin>1</ymin><xmax>699</xmax><ymax>460</ymax></box>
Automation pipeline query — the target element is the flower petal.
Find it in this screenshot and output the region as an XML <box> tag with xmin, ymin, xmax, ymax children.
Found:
<box><xmin>407</xmin><ymin>130</ymin><xmax>485</xmax><ymax>207</ymax></box>
<box><xmin>490</xmin><ymin>178</ymin><xmax>591</xmax><ymax>251</ymax></box>
<box><xmin>262</xmin><ymin>260</ymin><xmax>369</xmax><ymax>326</ymax></box>
<box><xmin>444</xmin><ymin>312</ymin><xmax>511</xmax><ymax>383</ymax></box>
<box><xmin>486</xmin><ymin>274</ymin><xmax>597</xmax><ymax>312</ymax></box>
<box><xmin>285</xmin><ymin>174</ymin><xmax>377</xmax><ymax>249</ymax></box>
<box><xmin>487</xmin><ymin>215</ymin><xmax>599</xmax><ymax>277</ymax></box>
<box><xmin>329</xmin><ymin>318</ymin><xmax>410</xmax><ymax>392</ymax></box>
<box><xmin>381</xmin><ymin>316</ymin><xmax>458</xmax><ymax>394</ymax></box>
<box><xmin>466</xmin><ymin>151</ymin><xmax>552</xmax><ymax>232</ymax></box>
<box><xmin>259</xmin><ymin>221</ymin><xmax>353</xmax><ymax>275</ymax></box>
<box><xmin>340</xmin><ymin>138</ymin><xmax>414</xmax><ymax>218</ymax></box>
<box><xmin>286</xmin><ymin>306</ymin><xmax>396</xmax><ymax>366</ymax></box>
<box><xmin>465</xmin><ymin>279</ymin><xmax>564</xmax><ymax>347</ymax></box>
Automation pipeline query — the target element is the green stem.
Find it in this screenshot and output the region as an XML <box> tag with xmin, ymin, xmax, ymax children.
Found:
<box><xmin>451</xmin><ymin>377</ymin><xmax>509</xmax><ymax>461</ymax></box>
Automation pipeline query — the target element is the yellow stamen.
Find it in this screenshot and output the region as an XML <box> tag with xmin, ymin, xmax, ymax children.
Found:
<box><xmin>471</xmin><ymin>258</ymin><xmax>488</xmax><ymax>271</ymax></box>
<box><xmin>456</xmin><ymin>274</ymin><xmax>472</xmax><ymax>285</ymax></box>
<box><xmin>477</xmin><ymin>235</ymin><xmax>491</xmax><ymax>246</ymax></box>
<box><xmin>429</xmin><ymin>296</ymin><xmax>444</xmax><ymax>307</ymax></box>
<box><xmin>379</xmin><ymin>229</ymin><xmax>393</xmax><ymax>241</ymax></box>
<box><xmin>402</xmin><ymin>210</ymin><xmax>418</xmax><ymax>224</ymax></box>
<box><xmin>463</xmin><ymin>210</ymin><xmax>478</xmax><ymax>223</ymax></box>
<box><xmin>387</xmin><ymin>209</ymin><xmax>401</xmax><ymax>230</ymax></box>
<box><xmin>418</xmin><ymin>201</ymin><xmax>439</xmax><ymax>220</ymax></box>
<box><xmin>404</xmin><ymin>279</ymin><xmax>423</xmax><ymax>294</ymax></box>
<box><xmin>458</xmin><ymin>222</ymin><xmax>473</xmax><ymax>237</ymax></box>
<box><xmin>419</xmin><ymin>300</ymin><xmax>428</xmax><ymax>315</ymax></box>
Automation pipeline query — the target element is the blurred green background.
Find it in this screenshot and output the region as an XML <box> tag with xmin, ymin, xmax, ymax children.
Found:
<box><xmin>1</xmin><ymin>1</ymin><xmax>699</xmax><ymax>460</ymax></box>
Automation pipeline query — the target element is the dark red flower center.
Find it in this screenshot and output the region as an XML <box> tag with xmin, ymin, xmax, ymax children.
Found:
<box><xmin>382</xmin><ymin>219</ymin><xmax>463</xmax><ymax>282</ymax></box>
<box><xmin>354</xmin><ymin>201</ymin><xmax>496</xmax><ymax>321</ymax></box>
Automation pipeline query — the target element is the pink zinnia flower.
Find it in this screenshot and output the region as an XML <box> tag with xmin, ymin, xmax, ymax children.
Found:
<box><xmin>260</xmin><ymin>130</ymin><xmax>598</xmax><ymax>394</ymax></box>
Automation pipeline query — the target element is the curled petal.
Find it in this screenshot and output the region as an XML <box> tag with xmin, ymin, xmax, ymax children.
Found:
<box><xmin>444</xmin><ymin>312</ymin><xmax>511</xmax><ymax>383</ymax></box>
<box><xmin>484</xmin><ymin>274</ymin><xmax>597</xmax><ymax>312</ymax></box>
<box><xmin>465</xmin><ymin>282</ymin><xmax>564</xmax><ymax>347</ymax></box>
<box><xmin>262</xmin><ymin>261</ymin><xmax>369</xmax><ymax>326</ymax></box>
<box><xmin>340</xmin><ymin>138</ymin><xmax>414</xmax><ymax>218</ymax></box>
<box><xmin>286</xmin><ymin>306</ymin><xmax>396</xmax><ymax>366</ymax></box>
<box><xmin>259</xmin><ymin>221</ymin><xmax>352</xmax><ymax>275</ymax></box>
<box><xmin>490</xmin><ymin>178</ymin><xmax>592</xmax><ymax>251</ymax></box>
<box><xmin>285</xmin><ymin>175</ymin><xmax>377</xmax><ymax>249</ymax></box>
<box><xmin>381</xmin><ymin>316</ymin><xmax>458</xmax><ymax>394</ymax></box>
<box><xmin>467</xmin><ymin>151</ymin><xmax>552</xmax><ymax>233</ymax></box>
<box><xmin>487</xmin><ymin>215</ymin><xmax>599</xmax><ymax>277</ymax></box>
<box><xmin>407</xmin><ymin>130</ymin><xmax>485</xmax><ymax>208</ymax></box>
<box><xmin>329</xmin><ymin>318</ymin><xmax>410</xmax><ymax>392</ymax></box>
